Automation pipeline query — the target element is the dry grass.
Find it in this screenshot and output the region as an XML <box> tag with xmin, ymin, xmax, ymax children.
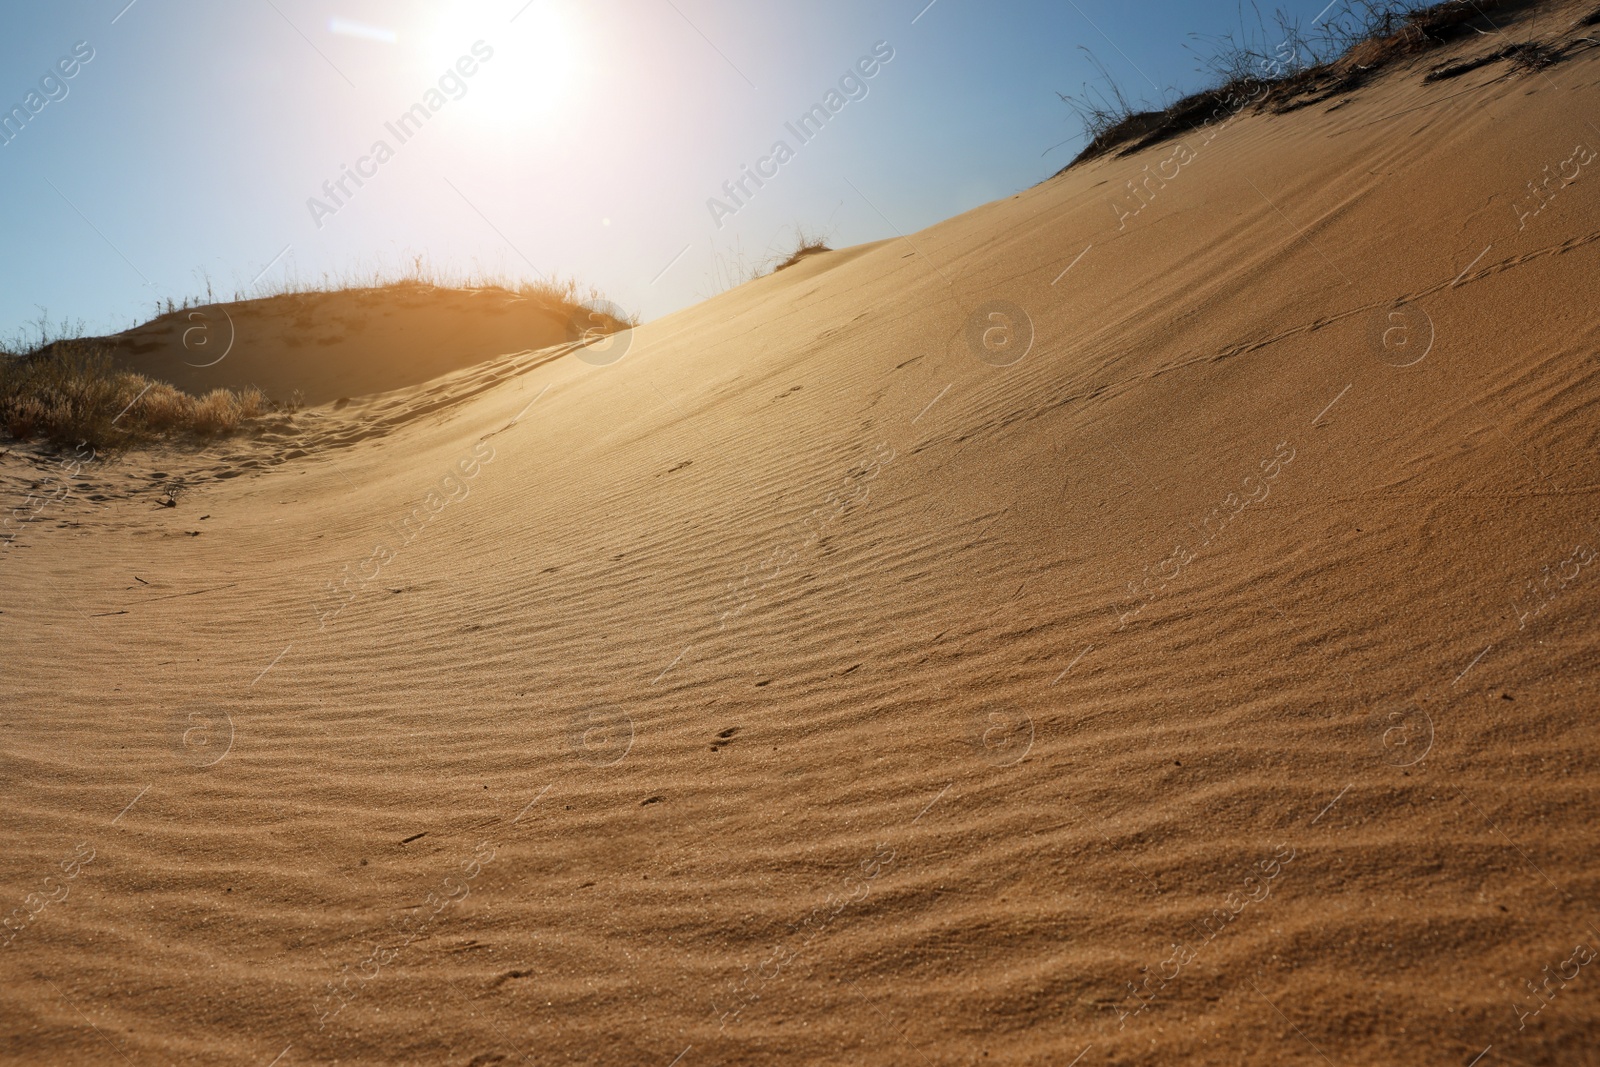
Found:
<box><xmin>710</xmin><ymin>227</ymin><xmax>835</xmax><ymax>290</ymax></box>
<box><xmin>1057</xmin><ymin>0</ymin><xmax>1535</xmax><ymax>170</ymax></box>
<box><xmin>0</xmin><ymin>341</ymin><xmax>282</xmax><ymax>448</ymax></box>
<box><xmin>137</xmin><ymin>254</ymin><xmax>638</xmax><ymax>328</ymax></box>
<box><xmin>771</xmin><ymin>238</ymin><xmax>833</xmax><ymax>273</ymax></box>
<box><xmin>1424</xmin><ymin>38</ymin><xmax>1560</xmax><ymax>80</ymax></box>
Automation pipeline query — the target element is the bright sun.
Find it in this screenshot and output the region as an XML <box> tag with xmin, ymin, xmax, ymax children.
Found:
<box><xmin>415</xmin><ymin>1</ymin><xmax>580</xmax><ymax>130</ymax></box>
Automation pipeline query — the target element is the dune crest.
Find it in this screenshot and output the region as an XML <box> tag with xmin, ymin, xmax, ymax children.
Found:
<box><xmin>103</xmin><ymin>285</ymin><xmax>582</xmax><ymax>407</ymax></box>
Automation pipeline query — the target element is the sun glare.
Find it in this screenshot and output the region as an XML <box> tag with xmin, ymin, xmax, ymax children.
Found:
<box><xmin>415</xmin><ymin>1</ymin><xmax>580</xmax><ymax>130</ymax></box>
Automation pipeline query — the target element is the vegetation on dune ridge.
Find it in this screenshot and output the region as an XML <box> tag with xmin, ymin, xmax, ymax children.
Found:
<box><xmin>708</xmin><ymin>226</ymin><xmax>835</xmax><ymax>292</ymax></box>
<box><xmin>219</xmin><ymin>263</ymin><xmax>639</xmax><ymax>327</ymax></box>
<box><xmin>91</xmin><ymin>255</ymin><xmax>638</xmax><ymax>329</ymax></box>
<box><xmin>1</xmin><ymin>258</ymin><xmax>635</xmax><ymax>450</ymax></box>
<box><xmin>1057</xmin><ymin>0</ymin><xmax>1567</xmax><ymax>170</ymax></box>
<box><xmin>771</xmin><ymin>237</ymin><xmax>834</xmax><ymax>273</ymax></box>
<box><xmin>0</xmin><ymin>341</ymin><xmax>285</xmax><ymax>449</ymax></box>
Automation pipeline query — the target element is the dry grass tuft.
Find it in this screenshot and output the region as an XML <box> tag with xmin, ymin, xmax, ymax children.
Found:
<box><xmin>0</xmin><ymin>340</ymin><xmax>286</xmax><ymax>449</ymax></box>
<box><xmin>771</xmin><ymin>238</ymin><xmax>833</xmax><ymax>273</ymax></box>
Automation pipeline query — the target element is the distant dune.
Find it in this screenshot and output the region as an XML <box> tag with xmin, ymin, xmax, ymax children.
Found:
<box><xmin>3</xmin><ymin>2</ymin><xmax>1600</xmax><ymax>1065</ymax></box>
<box><xmin>103</xmin><ymin>285</ymin><xmax>579</xmax><ymax>407</ymax></box>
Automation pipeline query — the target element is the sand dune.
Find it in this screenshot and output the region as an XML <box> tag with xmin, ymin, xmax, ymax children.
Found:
<box><xmin>102</xmin><ymin>285</ymin><xmax>580</xmax><ymax>407</ymax></box>
<box><xmin>4</xmin><ymin>2</ymin><xmax>1600</xmax><ymax>1064</ymax></box>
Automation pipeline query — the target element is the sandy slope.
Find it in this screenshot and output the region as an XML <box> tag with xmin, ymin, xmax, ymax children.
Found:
<box><xmin>4</xmin><ymin>3</ymin><xmax>1600</xmax><ymax>1064</ymax></box>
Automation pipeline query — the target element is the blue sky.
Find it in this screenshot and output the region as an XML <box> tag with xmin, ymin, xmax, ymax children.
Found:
<box><xmin>0</xmin><ymin>0</ymin><xmax>1361</xmax><ymax>340</ymax></box>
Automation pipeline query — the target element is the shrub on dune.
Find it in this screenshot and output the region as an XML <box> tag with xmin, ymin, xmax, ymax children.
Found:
<box><xmin>138</xmin><ymin>383</ymin><xmax>196</xmax><ymax>433</ymax></box>
<box><xmin>4</xmin><ymin>397</ymin><xmax>49</xmax><ymax>441</ymax></box>
<box><xmin>236</xmin><ymin>386</ymin><xmax>270</xmax><ymax>419</ymax></box>
<box><xmin>0</xmin><ymin>340</ymin><xmax>282</xmax><ymax>448</ymax></box>
<box><xmin>190</xmin><ymin>390</ymin><xmax>242</xmax><ymax>436</ymax></box>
